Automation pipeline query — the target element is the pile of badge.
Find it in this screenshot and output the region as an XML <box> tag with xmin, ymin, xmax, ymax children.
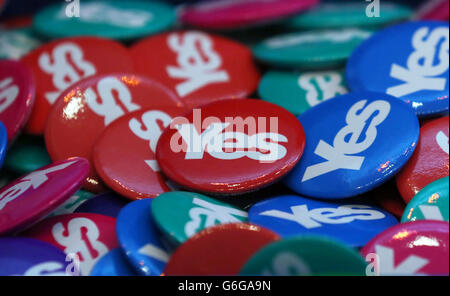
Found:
<box><xmin>0</xmin><ymin>0</ymin><xmax>448</xmax><ymax>276</ymax></box>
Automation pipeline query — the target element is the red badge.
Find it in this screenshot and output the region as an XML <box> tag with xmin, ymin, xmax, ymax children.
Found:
<box><xmin>45</xmin><ymin>74</ymin><xmax>183</xmax><ymax>193</ymax></box>
<box><xmin>93</xmin><ymin>106</ymin><xmax>188</xmax><ymax>200</ymax></box>
<box><xmin>21</xmin><ymin>37</ymin><xmax>134</xmax><ymax>135</ymax></box>
<box><xmin>361</xmin><ymin>221</ymin><xmax>449</xmax><ymax>275</ymax></box>
<box><xmin>0</xmin><ymin>158</ymin><xmax>89</xmax><ymax>235</ymax></box>
<box><xmin>130</xmin><ymin>31</ymin><xmax>260</xmax><ymax>109</ymax></box>
<box><xmin>25</xmin><ymin>213</ymin><xmax>118</xmax><ymax>276</ymax></box>
<box><xmin>164</xmin><ymin>223</ymin><xmax>280</xmax><ymax>275</ymax></box>
<box><xmin>397</xmin><ymin>116</ymin><xmax>449</xmax><ymax>203</ymax></box>
<box><xmin>156</xmin><ymin>99</ymin><xmax>305</xmax><ymax>195</ymax></box>
<box><xmin>180</xmin><ymin>0</ymin><xmax>318</xmax><ymax>29</ymax></box>
<box><xmin>0</xmin><ymin>60</ymin><xmax>35</xmax><ymax>142</ymax></box>
<box><xmin>370</xmin><ymin>181</ymin><xmax>406</xmax><ymax>219</ymax></box>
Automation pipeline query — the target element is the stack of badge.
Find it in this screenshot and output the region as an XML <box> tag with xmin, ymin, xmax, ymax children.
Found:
<box><xmin>0</xmin><ymin>0</ymin><xmax>448</xmax><ymax>277</ymax></box>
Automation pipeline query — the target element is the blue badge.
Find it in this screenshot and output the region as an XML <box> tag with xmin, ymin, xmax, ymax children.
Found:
<box><xmin>346</xmin><ymin>21</ymin><xmax>449</xmax><ymax>117</ymax></box>
<box><xmin>0</xmin><ymin>122</ymin><xmax>7</xmax><ymax>168</ymax></box>
<box><xmin>90</xmin><ymin>249</ymin><xmax>137</xmax><ymax>276</ymax></box>
<box><xmin>75</xmin><ymin>192</ymin><xmax>129</xmax><ymax>218</ymax></box>
<box><xmin>248</xmin><ymin>195</ymin><xmax>398</xmax><ymax>248</ymax></box>
<box><xmin>283</xmin><ymin>91</ymin><xmax>419</xmax><ymax>199</ymax></box>
<box><xmin>0</xmin><ymin>238</ymin><xmax>71</xmax><ymax>276</ymax></box>
<box><xmin>116</xmin><ymin>199</ymin><xmax>170</xmax><ymax>276</ymax></box>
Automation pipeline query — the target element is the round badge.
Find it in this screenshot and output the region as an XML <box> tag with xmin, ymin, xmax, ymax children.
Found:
<box><xmin>45</xmin><ymin>73</ymin><xmax>183</xmax><ymax>193</ymax></box>
<box><xmin>90</xmin><ymin>249</ymin><xmax>137</xmax><ymax>276</ymax></box>
<box><xmin>4</xmin><ymin>135</ymin><xmax>51</xmax><ymax>175</ymax></box>
<box><xmin>0</xmin><ymin>28</ymin><xmax>41</xmax><ymax>60</ymax></box>
<box><xmin>346</xmin><ymin>21</ymin><xmax>449</xmax><ymax>117</ymax></box>
<box><xmin>156</xmin><ymin>99</ymin><xmax>305</xmax><ymax>194</ymax></box>
<box><xmin>180</xmin><ymin>0</ymin><xmax>318</xmax><ymax>30</ymax></box>
<box><xmin>130</xmin><ymin>31</ymin><xmax>260</xmax><ymax>109</ymax></box>
<box><xmin>402</xmin><ymin>177</ymin><xmax>449</xmax><ymax>223</ymax></box>
<box><xmin>396</xmin><ymin>116</ymin><xmax>449</xmax><ymax>203</ymax></box>
<box><xmin>0</xmin><ymin>122</ymin><xmax>7</xmax><ymax>168</ymax></box>
<box><xmin>248</xmin><ymin>195</ymin><xmax>398</xmax><ymax>248</ymax></box>
<box><xmin>0</xmin><ymin>157</ymin><xmax>89</xmax><ymax>235</ymax></box>
<box><xmin>93</xmin><ymin>106</ymin><xmax>188</xmax><ymax>200</ymax></box>
<box><xmin>240</xmin><ymin>236</ymin><xmax>367</xmax><ymax>276</ymax></box>
<box><xmin>151</xmin><ymin>191</ymin><xmax>248</xmax><ymax>247</ymax></box>
<box><xmin>21</xmin><ymin>36</ymin><xmax>134</xmax><ymax>135</ymax></box>
<box><xmin>285</xmin><ymin>2</ymin><xmax>412</xmax><ymax>30</ymax></box>
<box><xmin>253</xmin><ymin>28</ymin><xmax>372</xmax><ymax>69</ymax></box>
<box><xmin>0</xmin><ymin>238</ymin><xmax>72</xmax><ymax>276</ymax></box>
<box><xmin>415</xmin><ymin>0</ymin><xmax>449</xmax><ymax>21</ymax></box>
<box><xmin>258</xmin><ymin>70</ymin><xmax>348</xmax><ymax>116</ymax></box>
<box><xmin>361</xmin><ymin>220</ymin><xmax>449</xmax><ymax>275</ymax></box>
<box><xmin>0</xmin><ymin>59</ymin><xmax>35</xmax><ymax>141</ymax></box>
<box><xmin>117</xmin><ymin>199</ymin><xmax>170</xmax><ymax>276</ymax></box>
<box><xmin>47</xmin><ymin>190</ymin><xmax>95</xmax><ymax>217</ymax></box>
<box><xmin>75</xmin><ymin>192</ymin><xmax>129</xmax><ymax>218</ymax></box>
<box><xmin>25</xmin><ymin>213</ymin><xmax>118</xmax><ymax>276</ymax></box>
<box><xmin>164</xmin><ymin>223</ymin><xmax>280</xmax><ymax>275</ymax></box>
<box><xmin>33</xmin><ymin>0</ymin><xmax>176</xmax><ymax>41</ymax></box>
<box><xmin>284</xmin><ymin>92</ymin><xmax>419</xmax><ymax>199</ymax></box>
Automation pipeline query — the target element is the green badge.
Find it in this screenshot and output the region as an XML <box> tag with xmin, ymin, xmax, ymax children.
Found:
<box><xmin>33</xmin><ymin>0</ymin><xmax>176</xmax><ymax>41</ymax></box>
<box><xmin>240</xmin><ymin>236</ymin><xmax>367</xmax><ymax>276</ymax></box>
<box><xmin>253</xmin><ymin>28</ymin><xmax>372</xmax><ymax>69</ymax></box>
<box><xmin>401</xmin><ymin>177</ymin><xmax>449</xmax><ymax>223</ymax></box>
<box><xmin>258</xmin><ymin>70</ymin><xmax>348</xmax><ymax>115</ymax></box>
<box><xmin>0</xmin><ymin>28</ymin><xmax>42</xmax><ymax>60</ymax></box>
<box><xmin>285</xmin><ymin>3</ymin><xmax>412</xmax><ymax>30</ymax></box>
<box><xmin>47</xmin><ymin>190</ymin><xmax>95</xmax><ymax>217</ymax></box>
<box><xmin>151</xmin><ymin>192</ymin><xmax>248</xmax><ymax>247</ymax></box>
<box><xmin>4</xmin><ymin>135</ymin><xmax>51</xmax><ymax>175</ymax></box>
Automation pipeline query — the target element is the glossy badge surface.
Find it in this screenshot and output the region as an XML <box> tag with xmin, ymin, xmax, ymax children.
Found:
<box><xmin>33</xmin><ymin>0</ymin><xmax>176</xmax><ymax>41</ymax></box>
<box><xmin>117</xmin><ymin>199</ymin><xmax>170</xmax><ymax>276</ymax></box>
<box><xmin>156</xmin><ymin>99</ymin><xmax>305</xmax><ymax>195</ymax></box>
<box><xmin>180</xmin><ymin>0</ymin><xmax>318</xmax><ymax>30</ymax></box>
<box><xmin>284</xmin><ymin>92</ymin><xmax>419</xmax><ymax>199</ymax></box>
<box><xmin>240</xmin><ymin>236</ymin><xmax>367</xmax><ymax>276</ymax></box>
<box><xmin>130</xmin><ymin>31</ymin><xmax>260</xmax><ymax>108</ymax></box>
<box><xmin>0</xmin><ymin>238</ymin><xmax>72</xmax><ymax>276</ymax></box>
<box><xmin>285</xmin><ymin>2</ymin><xmax>412</xmax><ymax>30</ymax></box>
<box><xmin>258</xmin><ymin>70</ymin><xmax>348</xmax><ymax>116</ymax></box>
<box><xmin>164</xmin><ymin>223</ymin><xmax>280</xmax><ymax>275</ymax></box>
<box><xmin>396</xmin><ymin>116</ymin><xmax>449</xmax><ymax>203</ymax></box>
<box><xmin>93</xmin><ymin>107</ymin><xmax>188</xmax><ymax>200</ymax></box>
<box><xmin>45</xmin><ymin>73</ymin><xmax>183</xmax><ymax>193</ymax></box>
<box><xmin>346</xmin><ymin>21</ymin><xmax>449</xmax><ymax>117</ymax></box>
<box><xmin>253</xmin><ymin>28</ymin><xmax>372</xmax><ymax>69</ymax></box>
<box><xmin>151</xmin><ymin>192</ymin><xmax>248</xmax><ymax>247</ymax></box>
<box><xmin>248</xmin><ymin>195</ymin><xmax>398</xmax><ymax>248</ymax></box>
<box><xmin>0</xmin><ymin>28</ymin><xmax>41</xmax><ymax>60</ymax></box>
<box><xmin>361</xmin><ymin>220</ymin><xmax>449</xmax><ymax>275</ymax></box>
<box><xmin>402</xmin><ymin>177</ymin><xmax>449</xmax><ymax>223</ymax></box>
<box><xmin>21</xmin><ymin>36</ymin><xmax>134</xmax><ymax>135</ymax></box>
<box><xmin>25</xmin><ymin>213</ymin><xmax>118</xmax><ymax>276</ymax></box>
<box><xmin>0</xmin><ymin>123</ymin><xmax>6</xmax><ymax>167</ymax></box>
<box><xmin>0</xmin><ymin>158</ymin><xmax>89</xmax><ymax>235</ymax></box>
<box><xmin>90</xmin><ymin>249</ymin><xmax>137</xmax><ymax>276</ymax></box>
<box><xmin>0</xmin><ymin>59</ymin><xmax>35</xmax><ymax>141</ymax></box>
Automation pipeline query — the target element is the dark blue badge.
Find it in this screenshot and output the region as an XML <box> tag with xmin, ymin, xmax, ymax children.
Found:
<box><xmin>0</xmin><ymin>238</ymin><xmax>71</xmax><ymax>276</ymax></box>
<box><xmin>75</xmin><ymin>192</ymin><xmax>129</xmax><ymax>218</ymax></box>
<box><xmin>346</xmin><ymin>21</ymin><xmax>449</xmax><ymax>117</ymax></box>
<box><xmin>0</xmin><ymin>122</ymin><xmax>7</xmax><ymax>168</ymax></box>
<box><xmin>90</xmin><ymin>249</ymin><xmax>137</xmax><ymax>276</ymax></box>
<box><xmin>284</xmin><ymin>91</ymin><xmax>419</xmax><ymax>199</ymax></box>
<box><xmin>248</xmin><ymin>195</ymin><xmax>398</xmax><ymax>248</ymax></box>
<box><xmin>116</xmin><ymin>199</ymin><xmax>170</xmax><ymax>276</ymax></box>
